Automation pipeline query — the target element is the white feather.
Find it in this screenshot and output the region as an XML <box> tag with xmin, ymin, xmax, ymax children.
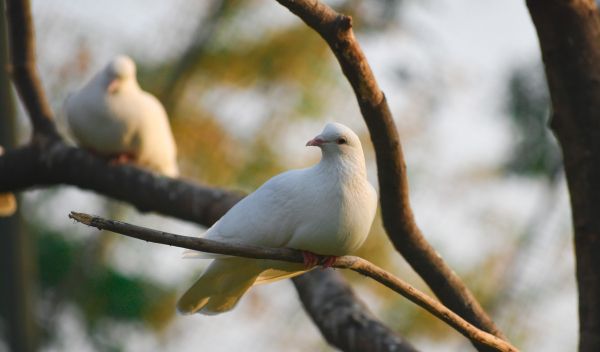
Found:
<box><xmin>182</xmin><ymin>249</ymin><xmax>229</xmax><ymax>260</ymax></box>
<box><xmin>178</xmin><ymin>122</ymin><xmax>378</xmax><ymax>315</ymax></box>
<box><xmin>65</xmin><ymin>55</ymin><xmax>178</xmax><ymax>177</ymax></box>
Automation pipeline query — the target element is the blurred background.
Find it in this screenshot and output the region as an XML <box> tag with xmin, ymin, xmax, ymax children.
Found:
<box><xmin>0</xmin><ymin>0</ymin><xmax>573</xmax><ymax>351</ymax></box>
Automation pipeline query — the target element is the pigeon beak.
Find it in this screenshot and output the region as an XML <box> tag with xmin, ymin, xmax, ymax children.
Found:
<box><xmin>306</xmin><ymin>137</ymin><xmax>325</xmax><ymax>147</ymax></box>
<box><xmin>107</xmin><ymin>79</ymin><xmax>121</xmax><ymax>94</ymax></box>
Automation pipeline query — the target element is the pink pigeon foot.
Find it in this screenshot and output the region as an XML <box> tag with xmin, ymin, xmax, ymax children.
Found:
<box><xmin>108</xmin><ymin>152</ymin><xmax>136</xmax><ymax>165</ymax></box>
<box><xmin>301</xmin><ymin>252</ymin><xmax>338</xmax><ymax>269</ymax></box>
<box><xmin>302</xmin><ymin>251</ymin><xmax>319</xmax><ymax>268</ymax></box>
<box><xmin>321</xmin><ymin>256</ymin><xmax>338</xmax><ymax>268</ymax></box>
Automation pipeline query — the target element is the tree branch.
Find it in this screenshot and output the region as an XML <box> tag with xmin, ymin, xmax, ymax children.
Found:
<box><xmin>4</xmin><ymin>0</ymin><xmax>58</xmax><ymax>140</ymax></box>
<box><xmin>526</xmin><ymin>1</ymin><xmax>600</xmax><ymax>350</ymax></box>
<box><xmin>0</xmin><ymin>141</ymin><xmax>242</xmax><ymax>226</ymax></box>
<box><xmin>0</xmin><ymin>139</ymin><xmax>414</xmax><ymax>350</ymax></box>
<box><xmin>274</xmin><ymin>0</ymin><xmax>505</xmax><ymax>345</ymax></box>
<box><xmin>0</xmin><ymin>1</ymin><xmax>36</xmax><ymax>350</ymax></box>
<box><xmin>69</xmin><ymin>211</ymin><xmax>518</xmax><ymax>352</ymax></box>
<box><xmin>160</xmin><ymin>0</ymin><xmax>230</xmax><ymax>114</ymax></box>
<box><xmin>293</xmin><ymin>270</ymin><xmax>418</xmax><ymax>352</ymax></box>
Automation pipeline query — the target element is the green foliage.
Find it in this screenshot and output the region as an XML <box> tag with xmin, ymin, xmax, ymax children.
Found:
<box><xmin>37</xmin><ymin>231</ymin><xmax>76</xmax><ymax>288</ymax></box>
<box><xmin>504</xmin><ymin>63</ymin><xmax>562</xmax><ymax>179</ymax></box>
<box><xmin>83</xmin><ymin>269</ymin><xmax>148</xmax><ymax>321</ymax></box>
<box><xmin>176</xmin><ymin>24</ymin><xmax>336</xmax><ymax>122</ymax></box>
<box><xmin>197</xmin><ymin>26</ymin><xmax>331</xmax><ymax>88</ymax></box>
<box><xmin>34</xmin><ymin>227</ymin><xmax>176</xmax><ymax>337</ymax></box>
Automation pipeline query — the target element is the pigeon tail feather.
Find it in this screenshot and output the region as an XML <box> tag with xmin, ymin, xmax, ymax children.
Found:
<box><xmin>182</xmin><ymin>249</ymin><xmax>230</xmax><ymax>260</ymax></box>
<box><xmin>157</xmin><ymin>162</ymin><xmax>179</xmax><ymax>178</ymax></box>
<box><xmin>177</xmin><ymin>258</ymin><xmax>262</xmax><ymax>315</ymax></box>
<box><xmin>253</xmin><ymin>261</ymin><xmax>310</xmax><ymax>285</ymax></box>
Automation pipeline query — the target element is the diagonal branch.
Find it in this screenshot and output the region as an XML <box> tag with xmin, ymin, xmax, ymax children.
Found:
<box><xmin>69</xmin><ymin>211</ymin><xmax>518</xmax><ymax>352</ymax></box>
<box><xmin>274</xmin><ymin>0</ymin><xmax>505</xmax><ymax>345</ymax></box>
<box><xmin>4</xmin><ymin>0</ymin><xmax>58</xmax><ymax>140</ymax></box>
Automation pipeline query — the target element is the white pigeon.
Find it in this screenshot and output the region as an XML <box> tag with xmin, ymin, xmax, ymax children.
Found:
<box><xmin>65</xmin><ymin>55</ymin><xmax>178</xmax><ymax>177</ymax></box>
<box><xmin>0</xmin><ymin>146</ymin><xmax>17</xmax><ymax>217</ymax></box>
<box><xmin>178</xmin><ymin>122</ymin><xmax>378</xmax><ymax>315</ymax></box>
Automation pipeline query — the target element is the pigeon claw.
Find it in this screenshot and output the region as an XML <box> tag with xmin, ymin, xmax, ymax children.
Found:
<box><xmin>302</xmin><ymin>251</ymin><xmax>319</xmax><ymax>268</ymax></box>
<box><xmin>301</xmin><ymin>252</ymin><xmax>338</xmax><ymax>269</ymax></box>
<box><xmin>108</xmin><ymin>152</ymin><xmax>136</xmax><ymax>165</ymax></box>
<box><xmin>321</xmin><ymin>256</ymin><xmax>338</xmax><ymax>269</ymax></box>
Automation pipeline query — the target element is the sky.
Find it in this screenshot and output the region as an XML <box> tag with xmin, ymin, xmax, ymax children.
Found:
<box><xmin>13</xmin><ymin>1</ymin><xmax>578</xmax><ymax>351</ymax></box>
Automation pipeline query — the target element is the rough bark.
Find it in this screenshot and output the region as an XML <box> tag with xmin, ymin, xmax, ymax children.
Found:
<box><xmin>0</xmin><ymin>215</ymin><xmax>36</xmax><ymax>352</ymax></box>
<box><xmin>0</xmin><ymin>1</ymin><xmax>37</xmax><ymax>349</ymax></box>
<box><xmin>294</xmin><ymin>271</ymin><xmax>418</xmax><ymax>352</ymax></box>
<box><xmin>527</xmin><ymin>1</ymin><xmax>600</xmax><ymax>350</ymax></box>
<box><xmin>274</xmin><ymin>0</ymin><xmax>504</xmax><ymax>347</ymax></box>
<box><xmin>0</xmin><ymin>142</ymin><xmax>243</xmax><ymax>226</ymax></box>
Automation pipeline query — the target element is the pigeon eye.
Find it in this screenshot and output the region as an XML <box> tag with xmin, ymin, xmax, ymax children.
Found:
<box><xmin>336</xmin><ymin>137</ymin><xmax>347</xmax><ymax>145</ymax></box>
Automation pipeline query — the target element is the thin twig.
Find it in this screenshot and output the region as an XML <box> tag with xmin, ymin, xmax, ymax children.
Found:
<box><xmin>69</xmin><ymin>211</ymin><xmax>519</xmax><ymax>352</ymax></box>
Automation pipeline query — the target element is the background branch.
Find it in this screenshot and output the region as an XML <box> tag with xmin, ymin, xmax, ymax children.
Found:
<box><xmin>274</xmin><ymin>0</ymin><xmax>505</xmax><ymax>346</ymax></box>
<box><xmin>527</xmin><ymin>0</ymin><xmax>600</xmax><ymax>350</ymax></box>
<box><xmin>5</xmin><ymin>0</ymin><xmax>57</xmax><ymax>140</ymax></box>
<box><xmin>294</xmin><ymin>270</ymin><xmax>418</xmax><ymax>352</ymax></box>
<box><xmin>0</xmin><ymin>1</ymin><xmax>37</xmax><ymax>350</ymax></box>
<box><xmin>0</xmin><ymin>141</ymin><xmax>242</xmax><ymax>226</ymax></box>
<box><xmin>69</xmin><ymin>211</ymin><xmax>518</xmax><ymax>352</ymax></box>
<box><xmin>159</xmin><ymin>0</ymin><xmax>230</xmax><ymax>114</ymax></box>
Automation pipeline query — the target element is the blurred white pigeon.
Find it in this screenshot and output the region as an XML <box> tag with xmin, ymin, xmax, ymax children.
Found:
<box><xmin>178</xmin><ymin>122</ymin><xmax>377</xmax><ymax>315</ymax></box>
<box><xmin>65</xmin><ymin>55</ymin><xmax>178</xmax><ymax>177</ymax></box>
<box><xmin>0</xmin><ymin>146</ymin><xmax>17</xmax><ymax>217</ymax></box>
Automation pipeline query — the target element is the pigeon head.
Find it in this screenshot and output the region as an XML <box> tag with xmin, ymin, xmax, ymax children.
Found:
<box><xmin>306</xmin><ymin>122</ymin><xmax>363</xmax><ymax>156</ymax></box>
<box><xmin>104</xmin><ymin>55</ymin><xmax>137</xmax><ymax>93</ymax></box>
